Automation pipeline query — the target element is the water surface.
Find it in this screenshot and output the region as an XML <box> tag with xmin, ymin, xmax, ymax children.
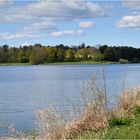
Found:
<box><xmin>0</xmin><ymin>64</ymin><xmax>140</xmax><ymax>134</ymax></box>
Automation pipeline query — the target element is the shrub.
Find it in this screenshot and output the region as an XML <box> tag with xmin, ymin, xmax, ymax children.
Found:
<box><xmin>35</xmin><ymin>76</ymin><xmax>140</xmax><ymax>139</ymax></box>
<box><xmin>36</xmin><ymin>106</ymin><xmax>65</xmax><ymax>139</ymax></box>
<box><xmin>36</xmin><ymin>73</ymin><xmax>110</xmax><ymax>139</ymax></box>
<box><xmin>134</xmin><ymin>106</ymin><xmax>140</xmax><ymax>115</ymax></box>
<box><xmin>119</xmin><ymin>58</ymin><xmax>129</xmax><ymax>64</ymax></box>
<box><xmin>114</xmin><ymin>88</ymin><xmax>140</xmax><ymax>118</ymax></box>
<box><xmin>109</xmin><ymin>117</ymin><xmax>132</xmax><ymax>127</ymax></box>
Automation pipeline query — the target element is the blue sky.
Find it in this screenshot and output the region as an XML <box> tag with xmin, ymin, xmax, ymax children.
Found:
<box><xmin>0</xmin><ymin>0</ymin><xmax>140</xmax><ymax>48</ymax></box>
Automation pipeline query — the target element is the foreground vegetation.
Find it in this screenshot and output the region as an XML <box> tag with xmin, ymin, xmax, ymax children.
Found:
<box><xmin>79</xmin><ymin>106</ymin><xmax>140</xmax><ymax>139</ymax></box>
<box><xmin>0</xmin><ymin>43</ymin><xmax>140</xmax><ymax>65</ymax></box>
<box><xmin>34</xmin><ymin>76</ymin><xmax>140</xmax><ymax>139</ymax></box>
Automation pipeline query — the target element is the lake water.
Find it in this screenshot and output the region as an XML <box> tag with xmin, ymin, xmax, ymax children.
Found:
<box><xmin>0</xmin><ymin>64</ymin><xmax>140</xmax><ymax>134</ymax></box>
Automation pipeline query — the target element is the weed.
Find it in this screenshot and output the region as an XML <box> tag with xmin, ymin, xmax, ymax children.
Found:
<box><xmin>109</xmin><ymin>117</ymin><xmax>132</xmax><ymax>127</ymax></box>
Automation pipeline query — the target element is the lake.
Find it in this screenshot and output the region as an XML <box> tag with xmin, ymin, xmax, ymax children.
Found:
<box><xmin>0</xmin><ymin>64</ymin><xmax>140</xmax><ymax>134</ymax></box>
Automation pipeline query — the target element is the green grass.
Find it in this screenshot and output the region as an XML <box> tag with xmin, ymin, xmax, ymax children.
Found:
<box><xmin>77</xmin><ymin>132</ymin><xmax>102</xmax><ymax>139</ymax></box>
<box><xmin>45</xmin><ymin>61</ymin><xmax>118</xmax><ymax>65</ymax></box>
<box><xmin>1</xmin><ymin>60</ymin><xmax>140</xmax><ymax>66</ymax></box>
<box><xmin>0</xmin><ymin>61</ymin><xmax>118</xmax><ymax>66</ymax></box>
<box><xmin>102</xmin><ymin>115</ymin><xmax>140</xmax><ymax>139</ymax></box>
<box><xmin>77</xmin><ymin>107</ymin><xmax>140</xmax><ymax>139</ymax></box>
<box><xmin>0</xmin><ymin>63</ymin><xmax>30</xmax><ymax>66</ymax></box>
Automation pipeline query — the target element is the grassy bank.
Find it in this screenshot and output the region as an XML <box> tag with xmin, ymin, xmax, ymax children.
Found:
<box><xmin>0</xmin><ymin>63</ymin><xmax>29</xmax><ymax>66</ymax></box>
<box><xmin>75</xmin><ymin>86</ymin><xmax>140</xmax><ymax>139</ymax></box>
<box><xmin>78</xmin><ymin>106</ymin><xmax>140</xmax><ymax>139</ymax></box>
<box><xmin>45</xmin><ymin>61</ymin><xmax>118</xmax><ymax>65</ymax></box>
<box><xmin>0</xmin><ymin>61</ymin><xmax>118</xmax><ymax>66</ymax></box>
<box><xmin>75</xmin><ymin>89</ymin><xmax>140</xmax><ymax>139</ymax></box>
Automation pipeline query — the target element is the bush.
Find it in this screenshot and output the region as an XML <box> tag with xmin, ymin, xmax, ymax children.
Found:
<box><xmin>119</xmin><ymin>58</ymin><xmax>129</xmax><ymax>64</ymax></box>
<box><xmin>134</xmin><ymin>106</ymin><xmax>140</xmax><ymax>115</ymax></box>
<box><xmin>34</xmin><ymin>74</ymin><xmax>140</xmax><ymax>139</ymax></box>
<box><xmin>109</xmin><ymin>117</ymin><xmax>132</xmax><ymax>127</ymax></box>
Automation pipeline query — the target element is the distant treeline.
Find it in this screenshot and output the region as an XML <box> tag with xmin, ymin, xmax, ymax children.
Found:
<box><xmin>0</xmin><ymin>43</ymin><xmax>140</xmax><ymax>64</ymax></box>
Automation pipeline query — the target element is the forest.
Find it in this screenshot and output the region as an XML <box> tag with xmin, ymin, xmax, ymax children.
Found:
<box><xmin>0</xmin><ymin>43</ymin><xmax>140</xmax><ymax>65</ymax></box>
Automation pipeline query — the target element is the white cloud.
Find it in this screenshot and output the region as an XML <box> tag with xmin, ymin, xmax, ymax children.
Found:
<box><xmin>27</xmin><ymin>0</ymin><xmax>103</xmax><ymax>19</ymax></box>
<box><xmin>51</xmin><ymin>29</ymin><xmax>83</xmax><ymax>37</ymax></box>
<box><xmin>79</xmin><ymin>21</ymin><xmax>94</xmax><ymax>28</ymax></box>
<box><xmin>0</xmin><ymin>28</ymin><xmax>83</xmax><ymax>40</ymax></box>
<box><xmin>0</xmin><ymin>0</ymin><xmax>103</xmax><ymax>23</ymax></box>
<box><xmin>118</xmin><ymin>1</ymin><xmax>140</xmax><ymax>29</ymax></box>
<box><xmin>123</xmin><ymin>0</ymin><xmax>140</xmax><ymax>9</ymax></box>
<box><xmin>0</xmin><ymin>0</ymin><xmax>13</xmax><ymax>7</ymax></box>
<box><xmin>117</xmin><ymin>14</ymin><xmax>140</xmax><ymax>28</ymax></box>
<box><xmin>22</xmin><ymin>43</ymin><xmax>30</xmax><ymax>46</ymax></box>
<box><xmin>0</xmin><ymin>32</ymin><xmax>47</xmax><ymax>40</ymax></box>
<box><xmin>23</xmin><ymin>21</ymin><xmax>56</xmax><ymax>33</ymax></box>
<box><xmin>0</xmin><ymin>1</ymin><xmax>105</xmax><ymax>40</ymax></box>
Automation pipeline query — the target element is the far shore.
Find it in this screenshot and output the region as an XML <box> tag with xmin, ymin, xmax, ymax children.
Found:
<box><xmin>0</xmin><ymin>63</ymin><xmax>30</xmax><ymax>66</ymax></box>
<box><xmin>0</xmin><ymin>60</ymin><xmax>139</xmax><ymax>66</ymax></box>
<box><xmin>0</xmin><ymin>61</ymin><xmax>119</xmax><ymax>66</ymax></box>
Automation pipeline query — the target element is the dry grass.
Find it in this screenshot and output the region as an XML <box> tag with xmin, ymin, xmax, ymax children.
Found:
<box><xmin>36</xmin><ymin>104</ymin><xmax>109</xmax><ymax>139</ymax></box>
<box><xmin>114</xmin><ymin>87</ymin><xmax>140</xmax><ymax>118</ymax></box>
<box><xmin>36</xmin><ymin>106</ymin><xmax>66</xmax><ymax>139</ymax></box>
<box><xmin>35</xmin><ymin>73</ymin><xmax>140</xmax><ymax>139</ymax></box>
<box><xmin>36</xmin><ymin>74</ymin><xmax>110</xmax><ymax>139</ymax></box>
<box><xmin>64</xmin><ymin>105</ymin><xmax>109</xmax><ymax>139</ymax></box>
<box><xmin>0</xmin><ymin>124</ymin><xmax>38</xmax><ymax>139</ymax></box>
<box><xmin>63</xmin><ymin>75</ymin><xmax>109</xmax><ymax>139</ymax></box>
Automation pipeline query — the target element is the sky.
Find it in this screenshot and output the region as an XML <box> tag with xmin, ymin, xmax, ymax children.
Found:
<box><xmin>0</xmin><ymin>0</ymin><xmax>140</xmax><ymax>48</ymax></box>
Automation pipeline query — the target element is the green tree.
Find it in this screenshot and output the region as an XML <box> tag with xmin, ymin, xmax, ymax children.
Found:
<box><xmin>65</xmin><ymin>49</ymin><xmax>75</xmax><ymax>61</ymax></box>
<box><xmin>46</xmin><ymin>47</ymin><xmax>57</xmax><ymax>63</ymax></box>
<box><xmin>18</xmin><ymin>48</ymin><xmax>29</xmax><ymax>63</ymax></box>
<box><xmin>29</xmin><ymin>47</ymin><xmax>45</xmax><ymax>65</ymax></box>
<box><xmin>8</xmin><ymin>47</ymin><xmax>19</xmax><ymax>62</ymax></box>
<box><xmin>0</xmin><ymin>45</ymin><xmax>9</xmax><ymax>62</ymax></box>
<box><xmin>57</xmin><ymin>48</ymin><xmax>64</xmax><ymax>62</ymax></box>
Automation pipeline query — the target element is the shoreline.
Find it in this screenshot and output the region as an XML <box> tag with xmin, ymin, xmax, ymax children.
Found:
<box><xmin>0</xmin><ymin>61</ymin><xmax>120</xmax><ymax>66</ymax></box>
<box><xmin>0</xmin><ymin>61</ymin><xmax>139</xmax><ymax>66</ymax></box>
<box><xmin>0</xmin><ymin>63</ymin><xmax>30</xmax><ymax>66</ymax></box>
